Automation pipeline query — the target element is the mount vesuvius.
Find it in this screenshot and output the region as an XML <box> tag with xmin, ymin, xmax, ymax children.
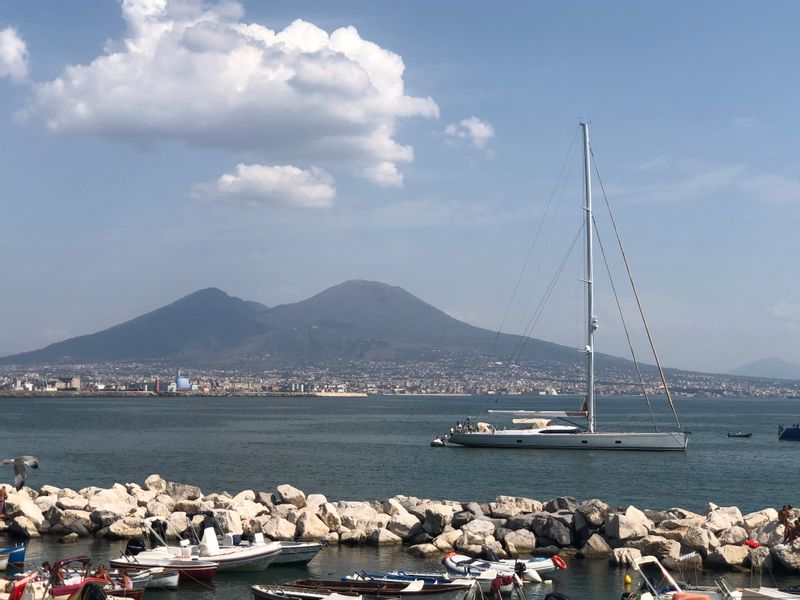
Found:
<box><xmin>0</xmin><ymin>280</ymin><xmax>628</xmax><ymax>369</ymax></box>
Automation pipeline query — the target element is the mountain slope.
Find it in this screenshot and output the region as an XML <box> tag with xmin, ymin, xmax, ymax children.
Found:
<box><xmin>3</xmin><ymin>288</ymin><xmax>269</xmax><ymax>364</ymax></box>
<box><xmin>0</xmin><ymin>280</ymin><xmax>626</xmax><ymax>368</ymax></box>
<box><xmin>728</xmin><ymin>357</ymin><xmax>800</xmax><ymax>380</ymax></box>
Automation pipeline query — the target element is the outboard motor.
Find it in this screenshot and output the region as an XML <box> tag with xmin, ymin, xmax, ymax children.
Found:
<box><xmin>123</xmin><ymin>539</ymin><xmax>146</xmax><ymax>557</ymax></box>
<box><xmin>513</xmin><ymin>561</ymin><xmax>527</xmax><ymax>575</ymax></box>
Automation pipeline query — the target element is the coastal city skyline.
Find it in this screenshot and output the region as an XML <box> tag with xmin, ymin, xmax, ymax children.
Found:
<box><xmin>3</xmin><ymin>0</ymin><xmax>800</xmax><ymax>375</ymax></box>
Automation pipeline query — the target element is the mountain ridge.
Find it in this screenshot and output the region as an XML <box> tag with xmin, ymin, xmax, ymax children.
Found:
<box><xmin>728</xmin><ymin>357</ymin><xmax>800</xmax><ymax>381</ymax></box>
<box><xmin>0</xmin><ymin>280</ymin><xmax>629</xmax><ymax>369</ymax></box>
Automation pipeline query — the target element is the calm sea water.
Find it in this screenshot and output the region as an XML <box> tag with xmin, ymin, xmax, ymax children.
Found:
<box><xmin>2</xmin><ymin>395</ymin><xmax>800</xmax><ymax>599</ymax></box>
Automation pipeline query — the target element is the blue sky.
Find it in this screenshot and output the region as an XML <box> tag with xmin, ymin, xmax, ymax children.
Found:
<box><xmin>1</xmin><ymin>0</ymin><xmax>800</xmax><ymax>373</ymax></box>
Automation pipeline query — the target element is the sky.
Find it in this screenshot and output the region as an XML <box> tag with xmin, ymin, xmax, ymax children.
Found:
<box><xmin>1</xmin><ymin>0</ymin><xmax>800</xmax><ymax>374</ymax></box>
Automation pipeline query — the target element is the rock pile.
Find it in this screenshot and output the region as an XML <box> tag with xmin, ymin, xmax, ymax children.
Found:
<box><xmin>1</xmin><ymin>478</ymin><xmax>798</xmax><ymax>574</ymax></box>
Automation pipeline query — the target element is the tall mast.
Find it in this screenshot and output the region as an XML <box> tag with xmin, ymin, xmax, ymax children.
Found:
<box><xmin>582</xmin><ymin>122</ymin><xmax>597</xmax><ymax>434</ymax></box>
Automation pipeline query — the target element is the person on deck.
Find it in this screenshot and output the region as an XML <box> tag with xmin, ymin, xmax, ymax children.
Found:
<box><xmin>94</xmin><ymin>564</ymin><xmax>109</xmax><ymax>580</ymax></box>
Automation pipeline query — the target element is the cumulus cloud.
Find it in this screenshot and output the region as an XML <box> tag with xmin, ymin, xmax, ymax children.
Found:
<box><xmin>191</xmin><ymin>163</ymin><xmax>335</xmax><ymax>208</ymax></box>
<box><xmin>445</xmin><ymin>116</ymin><xmax>495</xmax><ymax>149</ymax></box>
<box><xmin>21</xmin><ymin>0</ymin><xmax>438</xmax><ymax>188</ymax></box>
<box><xmin>0</xmin><ymin>26</ymin><xmax>28</xmax><ymax>81</ymax></box>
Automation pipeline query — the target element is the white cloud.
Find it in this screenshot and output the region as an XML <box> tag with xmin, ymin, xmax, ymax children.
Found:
<box><xmin>0</xmin><ymin>26</ymin><xmax>28</xmax><ymax>81</ymax></box>
<box><xmin>445</xmin><ymin>116</ymin><xmax>495</xmax><ymax>149</ymax></box>
<box><xmin>361</xmin><ymin>161</ymin><xmax>403</xmax><ymax>187</ymax></box>
<box><xmin>21</xmin><ymin>0</ymin><xmax>438</xmax><ymax>187</ymax></box>
<box><xmin>615</xmin><ymin>158</ymin><xmax>800</xmax><ymax>205</ymax></box>
<box><xmin>191</xmin><ymin>163</ymin><xmax>335</xmax><ymax>208</ymax></box>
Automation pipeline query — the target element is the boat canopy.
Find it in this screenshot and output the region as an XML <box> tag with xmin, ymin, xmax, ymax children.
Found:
<box><xmin>488</xmin><ymin>410</ymin><xmax>588</xmax><ymax>418</ymax></box>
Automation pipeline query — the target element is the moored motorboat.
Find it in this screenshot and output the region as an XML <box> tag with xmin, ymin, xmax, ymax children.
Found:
<box><xmin>272</xmin><ymin>542</ymin><xmax>324</xmax><ymax>566</ymax></box>
<box><xmin>109</xmin><ymin>544</ymin><xmax>218</xmax><ymax>582</ymax></box>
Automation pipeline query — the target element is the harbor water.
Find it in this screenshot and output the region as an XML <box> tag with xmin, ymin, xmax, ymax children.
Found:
<box><xmin>3</xmin><ymin>394</ymin><xmax>800</xmax><ymax>598</ymax></box>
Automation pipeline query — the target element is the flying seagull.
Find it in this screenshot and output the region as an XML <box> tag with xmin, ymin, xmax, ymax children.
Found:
<box><xmin>1</xmin><ymin>456</ymin><xmax>39</xmax><ymax>491</ymax></box>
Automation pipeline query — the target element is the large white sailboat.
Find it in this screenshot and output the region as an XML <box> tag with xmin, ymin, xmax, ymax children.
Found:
<box><xmin>447</xmin><ymin>123</ymin><xmax>688</xmax><ymax>451</ymax></box>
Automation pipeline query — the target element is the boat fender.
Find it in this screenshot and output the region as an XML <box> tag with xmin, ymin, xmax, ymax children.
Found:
<box><xmin>552</xmin><ymin>555</ymin><xmax>567</xmax><ymax>570</ymax></box>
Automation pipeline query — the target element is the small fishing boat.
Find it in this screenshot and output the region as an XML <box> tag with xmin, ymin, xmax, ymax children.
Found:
<box><xmin>272</xmin><ymin>542</ymin><xmax>324</xmax><ymax>566</ymax></box>
<box><xmin>252</xmin><ymin>589</ymin><xmax>363</xmax><ymax>600</ymax></box>
<box><xmin>45</xmin><ymin>557</ymin><xmax>146</xmax><ymax>600</ymax></box>
<box><xmin>442</xmin><ymin>552</ymin><xmax>564</xmax><ymax>582</ymax></box>
<box><xmin>265</xmin><ymin>578</ymin><xmax>477</xmax><ymax>600</ymax></box>
<box><xmin>727</xmin><ymin>431</ymin><xmax>752</xmax><ymax>438</ymax></box>
<box><xmin>430</xmin><ymin>437</ymin><xmax>446</xmax><ymax>447</ymax></box>
<box><xmin>143</xmin><ymin>568</ymin><xmax>179</xmax><ymax>590</ymax></box>
<box><xmin>0</xmin><ymin>544</ymin><xmax>26</xmax><ymax>570</ymax></box>
<box><xmin>344</xmin><ymin>571</ymin><xmax>522</xmax><ymax>595</ymax></box>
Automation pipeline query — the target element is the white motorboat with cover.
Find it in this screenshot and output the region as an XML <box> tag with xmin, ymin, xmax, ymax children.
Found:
<box><xmin>443</xmin><ymin>552</ymin><xmax>566</xmax><ymax>583</ymax></box>
<box><xmin>446</xmin><ymin>123</ymin><xmax>688</xmax><ymax>452</ymax></box>
<box><xmin>151</xmin><ymin>513</ymin><xmax>283</xmax><ymax>571</ymax></box>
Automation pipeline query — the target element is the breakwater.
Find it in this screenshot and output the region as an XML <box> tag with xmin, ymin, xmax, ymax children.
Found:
<box><xmin>1</xmin><ymin>476</ymin><xmax>798</xmax><ymax>575</ymax></box>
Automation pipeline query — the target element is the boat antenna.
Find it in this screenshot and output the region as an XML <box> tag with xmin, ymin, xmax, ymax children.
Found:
<box><xmin>590</xmin><ymin>150</ymin><xmax>684</xmax><ymax>431</ymax></box>
<box><xmin>581</xmin><ymin>122</ymin><xmax>596</xmax><ymax>434</ymax></box>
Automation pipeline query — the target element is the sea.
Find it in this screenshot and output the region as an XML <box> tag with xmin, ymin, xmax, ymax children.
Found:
<box><xmin>2</xmin><ymin>394</ymin><xmax>800</xmax><ymax>599</ymax></box>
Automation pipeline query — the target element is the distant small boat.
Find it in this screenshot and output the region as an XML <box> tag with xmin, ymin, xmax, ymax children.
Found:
<box><xmin>779</xmin><ymin>424</ymin><xmax>800</xmax><ymax>441</ymax></box>
<box><xmin>728</xmin><ymin>431</ymin><xmax>752</xmax><ymax>438</ymax></box>
<box><xmin>430</xmin><ymin>437</ymin><xmax>446</xmax><ymax>447</ymax></box>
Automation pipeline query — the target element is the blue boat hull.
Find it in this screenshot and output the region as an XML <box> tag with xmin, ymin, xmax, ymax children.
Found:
<box><xmin>0</xmin><ymin>544</ymin><xmax>26</xmax><ymax>568</ymax></box>
<box><xmin>779</xmin><ymin>426</ymin><xmax>800</xmax><ymax>441</ymax></box>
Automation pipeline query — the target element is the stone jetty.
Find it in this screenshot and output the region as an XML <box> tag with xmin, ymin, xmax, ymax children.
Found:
<box><xmin>1</xmin><ymin>477</ymin><xmax>798</xmax><ymax>574</ymax></box>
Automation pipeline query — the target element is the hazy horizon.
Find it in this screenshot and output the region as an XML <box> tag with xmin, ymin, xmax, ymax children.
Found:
<box><xmin>2</xmin><ymin>0</ymin><xmax>799</xmax><ymax>373</ymax></box>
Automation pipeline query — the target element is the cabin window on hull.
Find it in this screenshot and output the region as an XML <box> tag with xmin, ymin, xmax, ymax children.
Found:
<box><xmin>516</xmin><ymin>440</ymin><xmax>522</xmax><ymax>444</ymax></box>
<box><xmin>615</xmin><ymin>440</ymin><xmax>622</xmax><ymax>444</ymax></box>
<box><xmin>581</xmin><ymin>440</ymin><xmax>588</xmax><ymax>444</ymax></box>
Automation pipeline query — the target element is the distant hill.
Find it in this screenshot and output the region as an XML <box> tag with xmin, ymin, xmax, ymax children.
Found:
<box><xmin>728</xmin><ymin>357</ymin><xmax>800</xmax><ymax>381</ymax></box>
<box><xmin>0</xmin><ymin>280</ymin><xmax>631</xmax><ymax>368</ymax></box>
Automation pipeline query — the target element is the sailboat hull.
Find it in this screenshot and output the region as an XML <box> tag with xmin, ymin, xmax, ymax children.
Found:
<box><xmin>448</xmin><ymin>430</ymin><xmax>688</xmax><ymax>451</ymax></box>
